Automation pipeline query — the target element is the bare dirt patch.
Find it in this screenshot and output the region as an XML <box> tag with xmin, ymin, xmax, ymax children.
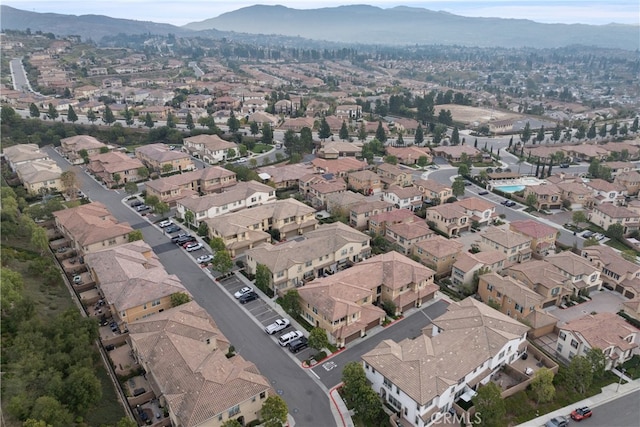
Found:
<box><xmin>443</xmin><ymin>105</ymin><xmax>522</xmax><ymax>125</ymax></box>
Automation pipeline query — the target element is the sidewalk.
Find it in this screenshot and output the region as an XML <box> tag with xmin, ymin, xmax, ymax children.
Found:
<box><xmin>517</xmin><ymin>377</ymin><xmax>640</xmax><ymax>426</ymax></box>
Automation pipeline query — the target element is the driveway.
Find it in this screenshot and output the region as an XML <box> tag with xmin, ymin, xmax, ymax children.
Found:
<box><xmin>545</xmin><ymin>289</ymin><xmax>627</xmax><ymax>324</ymax></box>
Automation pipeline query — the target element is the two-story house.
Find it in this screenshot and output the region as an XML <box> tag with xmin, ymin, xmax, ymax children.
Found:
<box><xmin>60</xmin><ymin>135</ymin><xmax>108</xmax><ymax>164</ymax></box>
<box><xmin>453</xmin><ymin>197</ymin><xmax>497</xmax><ymax>227</ymax></box>
<box><xmin>504</xmin><ymin>260</ymin><xmax>573</xmax><ymax>307</ymax></box>
<box><xmin>477</xmin><ymin>226</ymin><xmax>532</xmax><ymax>265</ymax></box>
<box><xmin>376</xmin><ymin>163</ymin><xmax>412</xmax><ymax>188</ymax></box>
<box><xmin>582</xmin><ymin>245</ymin><xmax>640</xmax><ymax>299</ymax></box>
<box><xmin>478</xmin><ymin>272</ymin><xmax>545</xmax><ymax>321</ymax></box>
<box><xmin>176</xmin><ymin>181</ymin><xmax>276</xmax><ymax>226</ymax></box>
<box><xmin>299</xmin><ymin>252</ymin><xmax>437</xmax><ymax>347</ymax></box>
<box><xmin>386</xmin><ymin>220</ymin><xmax>435</xmax><ymax>255</ymax></box>
<box><xmin>509</xmin><ymin>220</ymin><xmax>558</xmax><ymax>258</ymax></box>
<box><xmin>53</xmin><ymin>202</ymin><xmax>133</xmax><ymax>255</ymax></box>
<box><xmin>362</xmin><ymin>298</ymin><xmax>529</xmax><ymax>427</ymax></box>
<box><xmin>425</xmin><ymin>204</ymin><xmax>470</xmax><ymax>237</ymax></box>
<box><xmin>348</xmin><ymin>169</ymin><xmax>383</xmax><ymax>195</ymax></box>
<box><xmin>84</xmin><ymin>241</ymin><xmax>188</xmax><ymax>329</ymax></box>
<box><xmin>615</xmin><ymin>171</ymin><xmax>640</xmax><ymax>196</ymax></box>
<box><xmin>556</xmin><ymin>312</ymin><xmax>638</xmax><ymax>369</ymax></box>
<box><xmin>584</xmin><ymin>178</ymin><xmax>626</xmax><ymax>205</ymax></box>
<box><xmin>182</xmin><ymin>134</ymin><xmax>237</xmax><ymax>164</ymax></box>
<box><xmin>2</xmin><ymin>143</ymin><xmax>50</xmax><ymax>171</ymax></box>
<box><xmin>523</xmin><ymin>183</ymin><xmax>562</xmax><ymax>210</ymax></box>
<box><xmin>382</xmin><ymin>185</ymin><xmax>423</xmax><ymax>211</ymax></box>
<box><xmin>412</xmin><ymin>235</ymin><xmax>464</xmax><ymax>276</ymax></box>
<box><xmin>205</xmin><ymin>199</ymin><xmax>318</xmax><ymax>257</ymax></box>
<box><xmin>589</xmin><ymin>203</ymin><xmax>640</xmax><ymax>235</ymax></box>
<box><xmin>87</xmin><ymin>151</ymin><xmax>145</xmax><ymax>188</ymax></box>
<box><xmin>385</xmin><ymin>146</ymin><xmax>432</xmax><ymax>166</ymax></box>
<box><xmin>413</xmin><ymin>179</ymin><xmax>452</xmax><ymax>205</ymax></box>
<box><xmin>15</xmin><ymin>160</ymin><xmax>62</xmax><ymax>194</ymax></box>
<box><xmin>368</xmin><ymin>209</ymin><xmax>419</xmax><ymax>235</ymax></box>
<box><xmin>349</xmin><ymin>200</ymin><xmax>393</xmax><ymax>230</ymax></box>
<box><xmin>135</xmin><ymin>143</ymin><xmax>195</xmax><ymax>174</ymax></box>
<box><xmin>145</xmin><ymin>166</ymin><xmax>237</xmax><ymax>205</ymax></box>
<box><xmin>128</xmin><ymin>301</ymin><xmax>272</xmax><ymax>427</ymax></box>
<box><xmin>244</xmin><ymin>222</ymin><xmax>370</xmax><ymax>294</ymax></box>
<box><xmin>450</xmin><ymin>250</ymin><xmax>507</xmax><ymax>288</ymax></box>
<box><xmin>556</xmin><ymin>181</ymin><xmax>594</xmax><ymax>209</ymax></box>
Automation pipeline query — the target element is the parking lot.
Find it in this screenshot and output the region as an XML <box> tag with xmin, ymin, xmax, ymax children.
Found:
<box><xmin>218</xmin><ymin>275</ymin><xmax>314</xmax><ymax>361</ymax></box>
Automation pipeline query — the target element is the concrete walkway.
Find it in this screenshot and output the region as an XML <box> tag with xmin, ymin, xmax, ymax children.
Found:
<box><xmin>517</xmin><ymin>377</ymin><xmax>640</xmax><ymax>426</ymax></box>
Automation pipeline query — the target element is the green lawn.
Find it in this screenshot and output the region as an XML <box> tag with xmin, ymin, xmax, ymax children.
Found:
<box><xmin>605</xmin><ymin>238</ymin><xmax>640</xmax><ymax>256</ymax></box>
<box><xmin>252</xmin><ymin>143</ymin><xmax>272</xmax><ymax>154</ymax></box>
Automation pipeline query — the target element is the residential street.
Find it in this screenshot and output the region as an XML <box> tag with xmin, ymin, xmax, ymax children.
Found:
<box><xmin>44</xmin><ymin>146</ymin><xmax>335</xmax><ymax>427</ymax></box>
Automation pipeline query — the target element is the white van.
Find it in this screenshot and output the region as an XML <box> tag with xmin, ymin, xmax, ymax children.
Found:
<box><xmin>278</xmin><ymin>330</ymin><xmax>303</xmax><ymax>347</ymax></box>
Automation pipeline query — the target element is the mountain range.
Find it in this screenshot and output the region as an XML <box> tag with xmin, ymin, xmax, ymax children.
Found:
<box><xmin>2</xmin><ymin>4</ymin><xmax>638</xmax><ymax>50</ymax></box>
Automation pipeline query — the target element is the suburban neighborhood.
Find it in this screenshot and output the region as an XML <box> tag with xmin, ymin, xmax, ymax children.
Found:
<box><xmin>1</xmin><ymin>8</ymin><xmax>640</xmax><ymax>427</ymax></box>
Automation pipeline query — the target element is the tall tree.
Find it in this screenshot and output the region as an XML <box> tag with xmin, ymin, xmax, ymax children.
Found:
<box><xmin>358</xmin><ymin>122</ymin><xmax>367</xmax><ymax>142</ymax></box>
<box><xmin>250</xmin><ymin>121</ymin><xmax>259</xmax><ymax>136</ymax></box>
<box><xmin>183</xmin><ymin>210</ymin><xmax>195</xmax><ymax>228</ymax></box>
<box><xmin>530</xmin><ymin>368</ymin><xmax>556</xmax><ymax>404</ymax></box>
<box><xmin>144</xmin><ymin>112</ymin><xmax>154</xmax><ymax>128</ymax></box>
<box><xmin>261</xmin><ymin>395</ymin><xmax>288</xmax><ymax>427</ymax></box>
<box><xmin>375</xmin><ymin>121</ymin><xmax>387</xmax><ymax>143</ymax></box>
<box><xmin>414</xmin><ymin>124</ymin><xmax>424</xmax><ymax>145</ymax></box>
<box><xmin>307</xmin><ymin>328</ymin><xmax>330</xmax><ymax>352</ymax></box>
<box><xmin>598</xmin><ymin>123</ymin><xmax>608</xmax><ymax>138</ymax></box>
<box><xmin>536</xmin><ymin>125</ymin><xmax>545</xmax><ymax>143</ymax></box>
<box><xmin>609</xmin><ymin>122</ymin><xmax>619</xmax><ymax>136</ymax></box>
<box><xmin>318</xmin><ymin>117</ymin><xmax>331</xmax><ymax>141</ymax></box>
<box><xmin>587</xmin><ymin>122</ymin><xmax>597</xmax><ymax>139</ymax></box>
<box><xmin>450</xmin><ymin>126</ymin><xmax>460</xmax><ymax>145</ymax></box>
<box><xmin>339</xmin><ymin>121</ymin><xmax>349</xmax><ymax>141</ymax></box>
<box><xmin>452</xmin><ymin>178</ymin><xmax>465</xmax><ymax>197</ymax></box>
<box><xmin>128</xmin><ymin>230</ymin><xmax>143</xmax><ymax>242</ymax></box>
<box><xmin>520</xmin><ymin>121</ymin><xmax>531</xmax><ymax>144</ymax></box>
<box><xmin>631</xmin><ymin>117</ymin><xmax>639</xmax><ymax>133</ymax></box>
<box><xmin>472</xmin><ymin>382</ymin><xmax>505</xmax><ymax>427</ymax></box>
<box><xmin>67</xmin><ymin>105</ymin><xmax>78</xmax><ymax>123</ymax></box>
<box><xmin>123</xmin><ymin>105</ymin><xmax>134</xmax><ymax>126</ymax></box>
<box><xmin>47</xmin><ymin>103</ymin><xmax>58</xmax><ymax>120</ymax></box>
<box><xmin>457</xmin><ymin>164</ymin><xmax>470</xmax><ymax>177</ymax></box>
<box><xmin>166</xmin><ymin>111</ymin><xmax>176</xmax><ymax>128</ymax></box>
<box><xmin>566</xmin><ymin>355</ymin><xmax>593</xmax><ymax>394</ymax></box>
<box><xmin>185</xmin><ymin>112</ymin><xmax>195</xmax><ymax>130</ymax></box>
<box><xmin>227</xmin><ymin>111</ymin><xmax>240</xmax><ymax>133</ymax></box>
<box><xmin>86</xmin><ymin>108</ymin><xmax>97</xmax><ymax>123</ymax></box>
<box><xmin>60</xmin><ymin>170</ymin><xmax>78</xmax><ymax>199</ymax></box>
<box><xmin>575</xmin><ymin>123</ymin><xmax>587</xmax><ymax>140</ymax></box>
<box><xmin>261</xmin><ymin>122</ymin><xmax>273</xmax><ymax>145</ymax></box>
<box><xmin>212</xmin><ymin>250</ymin><xmax>233</xmax><ymax>275</ymax></box>
<box><xmin>103</xmin><ymin>105</ymin><xmax>115</xmax><ymax>125</ymax></box>
<box><xmin>29</xmin><ymin>102</ymin><xmax>40</xmax><ymax>118</ymax></box>
<box><xmin>552</xmin><ymin>124</ymin><xmax>562</xmax><ymax>142</ymax></box>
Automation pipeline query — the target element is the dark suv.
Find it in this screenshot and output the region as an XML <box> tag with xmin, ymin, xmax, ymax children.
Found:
<box><xmin>174</xmin><ymin>235</ymin><xmax>196</xmax><ymax>245</ymax></box>
<box><xmin>289</xmin><ymin>336</ymin><xmax>309</xmax><ymax>353</ymax></box>
<box><xmin>239</xmin><ymin>291</ymin><xmax>259</xmax><ymax>304</ymax></box>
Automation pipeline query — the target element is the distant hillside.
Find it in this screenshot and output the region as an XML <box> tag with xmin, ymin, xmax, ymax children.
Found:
<box><xmin>0</xmin><ymin>5</ymin><xmax>194</xmax><ymax>42</ymax></box>
<box><xmin>184</xmin><ymin>4</ymin><xmax>639</xmax><ymax>50</ymax></box>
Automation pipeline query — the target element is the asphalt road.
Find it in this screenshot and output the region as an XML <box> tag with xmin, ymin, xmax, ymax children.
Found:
<box><xmin>44</xmin><ymin>147</ymin><xmax>335</xmax><ymax>427</ymax></box>
<box><xmin>9</xmin><ymin>57</ymin><xmax>31</xmax><ymax>92</ymax></box>
<box><xmin>566</xmin><ymin>389</ymin><xmax>640</xmax><ymax>427</ymax></box>
<box><xmin>311</xmin><ymin>300</ymin><xmax>449</xmax><ymax>389</ymax></box>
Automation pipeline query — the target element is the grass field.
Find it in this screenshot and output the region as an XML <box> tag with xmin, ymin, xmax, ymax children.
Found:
<box><xmin>252</xmin><ymin>143</ymin><xmax>273</xmax><ymax>154</ymax></box>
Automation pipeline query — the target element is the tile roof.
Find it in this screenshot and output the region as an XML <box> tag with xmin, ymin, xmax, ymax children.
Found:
<box><xmin>414</xmin><ymin>235</ymin><xmax>463</xmax><ymax>258</ymax></box>
<box><xmin>413</xmin><ymin>178</ymin><xmax>450</xmax><ymax>194</ymax></box>
<box><xmin>84</xmin><ymin>241</ymin><xmax>187</xmax><ymax>311</ymax></box>
<box><xmin>3</xmin><ymin>143</ymin><xmax>49</xmax><ymax>164</ymax></box>
<box><xmin>128</xmin><ymin>301</ymin><xmax>271</xmax><ymax>426</ymax></box>
<box><xmin>454</xmin><ymin>197</ymin><xmax>495</xmax><ymax>213</ymax></box>
<box><xmin>546</xmin><ymin>252</ymin><xmax>599</xmax><ymax>277</ymax></box>
<box><xmin>15</xmin><ymin>159</ymin><xmax>61</xmax><ymax>183</ymax></box>
<box><xmin>509</xmin><ymin>220</ymin><xmax>557</xmax><ymax>239</ymax></box>
<box><xmin>481</xmin><ymin>226</ymin><xmax>532</xmax><ymax>248</ymax></box>
<box><xmin>582</xmin><ymin>245</ymin><xmax>640</xmax><ymax>278</ymax></box>
<box><xmin>350</xmin><ymin>199</ymin><xmax>393</xmax><ymax>215</ymax></box>
<box><xmin>585</xmin><ymin>178</ymin><xmax>624</xmax><ymax>193</ymax></box>
<box><xmin>89</xmin><ymin>151</ymin><xmax>144</xmax><ymax>173</ymax></box>
<box><xmin>505</xmin><ymin>260</ymin><xmax>569</xmax><ymax>288</ymax></box>
<box><xmin>245</xmin><ymin>222</ymin><xmax>369</xmax><ymax>273</ymax></box>
<box><xmin>177</xmin><ymin>180</ymin><xmax>274</xmax><ymax>212</ymax></box>
<box><xmin>311</xmin><ymin>157</ymin><xmax>368</xmax><ymax>175</ymax></box>
<box><xmin>369</xmin><ymin>208</ymin><xmax>419</xmax><ymax>225</ymax></box>
<box><xmin>136</xmin><ymin>143</ymin><xmax>192</xmax><ymax>162</ymax></box>
<box><xmin>593</xmin><ymin>203</ymin><xmax>639</xmax><ymax>219</ymax></box>
<box><xmin>480</xmin><ymin>272</ymin><xmax>545</xmax><ymax>307</ymax></box>
<box><xmin>561</xmin><ymin>312</ymin><xmax>638</xmax><ymax>353</ymax></box>
<box><xmin>257</xmin><ymin>163</ymin><xmax>314</xmax><ymax>183</ymax></box>
<box><xmin>184</xmin><ymin>134</ymin><xmax>237</xmax><ymax>151</ymax></box>
<box><xmin>53</xmin><ymin>201</ymin><xmax>133</xmax><ymax>247</ymax></box>
<box><xmin>362</xmin><ymin>298</ymin><xmax>528</xmax><ymax>405</ymax></box>
<box><xmin>60</xmin><ymin>135</ymin><xmax>106</xmax><ymax>151</ymax></box>
<box><xmin>385</xmin><ymin>185</ymin><xmax>423</xmax><ymax>199</ymax></box>
<box><xmin>145</xmin><ymin>166</ymin><xmax>235</xmax><ymax>193</ymax></box>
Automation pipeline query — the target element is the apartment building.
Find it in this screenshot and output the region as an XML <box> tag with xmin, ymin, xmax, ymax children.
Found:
<box><xmin>87</xmin><ymin>151</ymin><xmax>145</xmax><ymax>188</ymax></box>
<box><xmin>135</xmin><ymin>143</ymin><xmax>195</xmax><ymax>173</ymax></box>
<box><xmin>425</xmin><ymin>203</ymin><xmax>470</xmax><ymax>237</ymax></box>
<box><xmin>589</xmin><ymin>203</ymin><xmax>640</xmax><ymax>235</ymax></box>
<box><xmin>413</xmin><ymin>179</ymin><xmax>452</xmax><ymax>205</ymax></box>
<box><xmin>477</xmin><ymin>226</ymin><xmax>532</xmax><ymax>265</ymax></box>
<box><xmin>582</xmin><ymin>245</ymin><xmax>640</xmax><ymax>299</ymax></box>
<box><xmin>478</xmin><ymin>273</ymin><xmax>545</xmax><ymax>321</ymax></box>
<box><xmin>412</xmin><ymin>235</ymin><xmax>464</xmax><ymax>276</ymax></box>
<box><xmin>382</xmin><ymin>185</ymin><xmax>423</xmax><ymax>211</ymax></box>
<box><xmin>450</xmin><ymin>250</ymin><xmax>507</xmax><ymax>288</ymax></box>
<box><xmin>509</xmin><ymin>220</ymin><xmax>558</xmax><ymax>258</ymax></box>
<box><xmin>145</xmin><ymin>166</ymin><xmax>237</xmax><ymax>205</ymax></box>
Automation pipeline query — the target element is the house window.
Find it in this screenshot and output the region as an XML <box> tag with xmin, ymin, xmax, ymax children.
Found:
<box><xmin>228</xmin><ymin>405</ymin><xmax>240</xmax><ymax>417</ymax></box>
<box><xmin>218</xmin><ymin>414</ymin><xmax>223</xmax><ymax>422</ymax></box>
<box><xmin>570</xmin><ymin>339</ymin><xmax>579</xmax><ymax>349</ymax></box>
<box><xmin>487</xmin><ymin>284</ymin><xmax>494</xmax><ymax>291</ymax></box>
<box><xmin>151</xmin><ymin>299</ymin><xmax>161</xmax><ymax>307</ymax></box>
<box><xmin>559</xmin><ymin>332</ymin><xmax>566</xmax><ymax>340</ymax></box>
<box><xmin>260</xmin><ymin>392</ymin><xmax>266</xmax><ymax>399</ymax></box>
<box><xmin>557</xmin><ymin>344</ymin><xmax>563</xmax><ymax>353</ymax></box>
<box><xmin>383</xmin><ymin>378</ymin><xmax>392</xmax><ymax>388</ymax></box>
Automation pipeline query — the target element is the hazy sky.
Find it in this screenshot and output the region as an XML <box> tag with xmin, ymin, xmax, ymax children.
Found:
<box><xmin>5</xmin><ymin>1</ymin><xmax>640</xmax><ymax>26</ymax></box>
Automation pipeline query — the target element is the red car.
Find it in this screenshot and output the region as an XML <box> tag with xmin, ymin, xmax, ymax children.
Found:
<box><xmin>570</xmin><ymin>407</ymin><xmax>592</xmax><ymax>421</ymax></box>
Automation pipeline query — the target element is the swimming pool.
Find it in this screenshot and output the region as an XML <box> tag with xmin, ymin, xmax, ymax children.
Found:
<box><xmin>494</xmin><ymin>185</ymin><xmax>525</xmax><ymax>193</ymax></box>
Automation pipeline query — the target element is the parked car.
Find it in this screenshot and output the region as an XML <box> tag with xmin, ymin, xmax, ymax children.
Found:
<box><xmin>464</xmin><ymin>181</ymin><xmax>472</xmax><ymax>186</ymax></box>
<box><xmin>236</xmin><ymin>157</ymin><xmax>248</xmax><ymax>163</ymax></box>
<box><xmin>185</xmin><ymin>242</ymin><xmax>203</xmax><ymax>252</ymax></box>
<box><xmin>545</xmin><ymin>416</ymin><xmax>569</xmax><ymax>427</ymax></box>
<box><xmin>158</xmin><ymin>219</ymin><xmax>173</xmax><ymax>228</ymax></box>
<box><xmin>278</xmin><ymin>330</ymin><xmax>303</xmax><ymax>347</ymax></box>
<box><xmin>130</xmin><ymin>199</ymin><xmax>143</xmax><ymax>207</ymax></box>
<box><xmin>196</xmin><ymin>254</ymin><xmax>214</xmax><ymax>264</ymax></box>
<box><xmin>560</xmin><ymin>163</ymin><xmax>570</xmax><ymax>168</ymax></box>
<box><xmin>136</xmin><ymin>204</ymin><xmax>150</xmax><ymax>212</ymax></box>
<box><xmin>175</xmin><ymin>235</ymin><xmax>196</xmax><ymax>245</ymax></box>
<box><xmin>504</xmin><ymin>201</ymin><xmax>517</xmax><ymax>207</ymax></box>
<box><xmin>171</xmin><ymin>233</ymin><xmax>189</xmax><ymax>242</ymax></box>
<box><xmin>478</xmin><ymin>190</ymin><xmax>489</xmax><ymax>195</ymax></box>
<box><xmin>239</xmin><ymin>291</ymin><xmax>259</xmax><ymax>304</ymax></box>
<box><xmin>593</xmin><ymin>233</ymin><xmax>605</xmax><ymax>241</ymax></box>
<box><xmin>288</xmin><ymin>336</ymin><xmax>309</xmax><ymax>353</ymax></box>
<box><xmin>582</xmin><ymin>230</ymin><xmax>594</xmax><ymax>238</ymax></box>
<box><xmin>105</xmin><ymin>344</ymin><xmax>115</xmax><ymax>351</ymax></box>
<box><xmin>234</xmin><ymin>286</ymin><xmax>253</xmax><ymax>299</ymax></box>
<box><xmin>72</xmin><ymin>275</ymin><xmax>82</xmax><ymax>284</ymax></box>
<box><xmin>265</xmin><ymin>318</ymin><xmax>291</xmax><ymax>335</ymax></box>
<box><xmin>165</xmin><ymin>224</ymin><xmax>181</xmax><ymax>233</ymax></box>
<box><xmin>571</xmin><ymin>407</ymin><xmax>593</xmax><ymax>421</ymax></box>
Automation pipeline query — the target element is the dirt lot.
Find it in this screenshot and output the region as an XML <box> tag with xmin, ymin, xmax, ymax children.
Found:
<box><xmin>445</xmin><ymin>104</ymin><xmax>522</xmax><ymax>125</ymax></box>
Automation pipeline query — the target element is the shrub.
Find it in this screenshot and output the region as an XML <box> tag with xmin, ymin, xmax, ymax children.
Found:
<box><xmin>314</xmin><ymin>351</ymin><xmax>327</xmax><ymax>361</ymax></box>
